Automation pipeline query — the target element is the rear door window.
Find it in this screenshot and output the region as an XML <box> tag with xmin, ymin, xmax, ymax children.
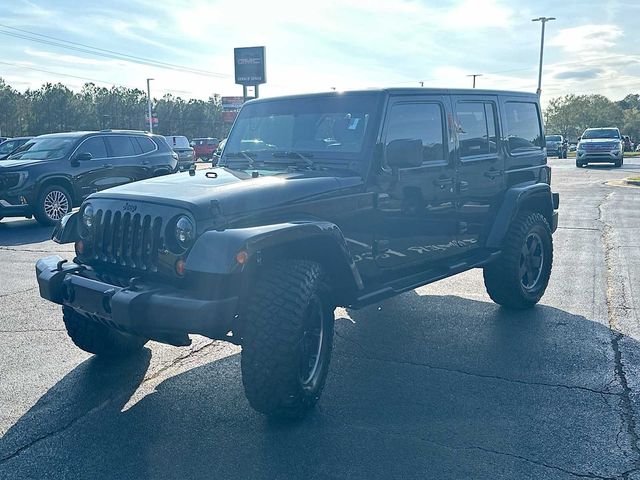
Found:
<box><xmin>504</xmin><ymin>102</ymin><xmax>543</xmax><ymax>153</ymax></box>
<box><xmin>106</xmin><ymin>136</ymin><xmax>137</xmax><ymax>157</ymax></box>
<box><xmin>77</xmin><ymin>136</ymin><xmax>108</xmax><ymax>159</ymax></box>
<box><xmin>456</xmin><ymin>102</ymin><xmax>498</xmax><ymax>157</ymax></box>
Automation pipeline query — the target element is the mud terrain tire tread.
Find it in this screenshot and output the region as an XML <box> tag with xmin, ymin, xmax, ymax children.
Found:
<box><xmin>483</xmin><ymin>212</ymin><xmax>553</xmax><ymax>310</ymax></box>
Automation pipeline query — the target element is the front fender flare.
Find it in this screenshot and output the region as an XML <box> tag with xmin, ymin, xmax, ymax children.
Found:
<box><xmin>52</xmin><ymin>211</ymin><xmax>80</xmax><ymax>244</ymax></box>
<box><xmin>185</xmin><ymin>221</ymin><xmax>364</xmax><ymax>290</ymax></box>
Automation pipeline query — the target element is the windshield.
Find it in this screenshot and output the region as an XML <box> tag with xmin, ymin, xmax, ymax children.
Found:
<box><xmin>582</xmin><ymin>129</ymin><xmax>620</xmax><ymax>140</ymax></box>
<box><xmin>0</xmin><ymin>140</ymin><xmax>20</xmax><ymax>155</ymax></box>
<box><xmin>222</xmin><ymin>94</ymin><xmax>379</xmax><ymax>166</ymax></box>
<box><xmin>164</xmin><ymin>136</ymin><xmax>191</xmax><ymax>149</ymax></box>
<box><xmin>546</xmin><ymin>135</ymin><xmax>562</xmax><ymax>142</ymax></box>
<box><xmin>7</xmin><ymin>137</ymin><xmax>76</xmax><ymax>160</ymax></box>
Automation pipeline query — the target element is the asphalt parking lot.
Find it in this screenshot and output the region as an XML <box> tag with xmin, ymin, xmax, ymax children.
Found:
<box><xmin>1</xmin><ymin>157</ymin><xmax>640</xmax><ymax>479</ymax></box>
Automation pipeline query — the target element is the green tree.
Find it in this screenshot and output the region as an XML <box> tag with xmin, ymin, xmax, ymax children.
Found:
<box><xmin>545</xmin><ymin>94</ymin><xmax>624</xmax><ymax>141</ymax></box>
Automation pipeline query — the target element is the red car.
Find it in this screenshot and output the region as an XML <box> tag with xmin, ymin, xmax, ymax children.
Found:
<box><xmin>191</xmin><ymin>137</ymin><xmax>219</xmax><ymax>159</ymax></box>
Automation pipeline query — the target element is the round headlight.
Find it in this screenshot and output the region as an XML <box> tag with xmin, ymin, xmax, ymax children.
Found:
<box><xmin>82</xmin><ymin>203</ymin><xmax>94</xmax><ymax>229</ymax></box>
<box><xmin>175</xmin><ymin>215</ymin><xmax>195</xmax><ymax>247</ymax></box>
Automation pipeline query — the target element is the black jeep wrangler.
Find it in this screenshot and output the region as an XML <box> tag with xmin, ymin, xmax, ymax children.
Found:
<box><xmin>36</xmin><ymin>89</ymin><xmax>559</xmax><ymax>418</ymax></box>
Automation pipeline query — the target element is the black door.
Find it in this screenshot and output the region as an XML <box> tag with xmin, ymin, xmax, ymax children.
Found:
<box><xmin>452</xmin><ymin>96</ymin><xmax>504</xmax><ymax>252</ymax></box>
<box><xmin>103</xmin><ymin>135</ymin><xmax>146</xmax><ymax>187</ymax></box>
<box><xmin>374</xmin><ymin>96</ymin><xmax>461</xmax><ymax>271</ymax></box>
<box><xmin>70</xmin><ymin>136</ymin><xmax>111</xmax><ymax>199</ymax></box>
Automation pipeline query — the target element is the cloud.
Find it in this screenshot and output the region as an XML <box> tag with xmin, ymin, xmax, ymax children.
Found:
<box><xmin>549</xmin><ymin>24</ymin><xmax>623</xmax><ymax>53</ymax></box>
<box><xmin>554</xmin><ymin>68</ymin><xmax>605</xmax><ymax>80</ymax></box>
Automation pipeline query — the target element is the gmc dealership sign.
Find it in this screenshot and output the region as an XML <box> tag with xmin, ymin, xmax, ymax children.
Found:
<box><xmin>234</xmin><ymin>46</ymin><xmax>266</xmax><ymax>85</ymax></box>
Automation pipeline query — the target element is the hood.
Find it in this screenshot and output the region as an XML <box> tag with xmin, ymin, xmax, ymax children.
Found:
<box><xmin>579</xmin><ymin>138</ymin><xmax>621</xmax><ymax>144</ymax></box>
<box><xmin>0</xmin><ymin>158</ymin><xmax>50</xmax><ymax>169</ymax></box>
<box><xmin>89</xmin><ymin>167</ymin><xmax>363</xmax><ymax>221</ymax></box>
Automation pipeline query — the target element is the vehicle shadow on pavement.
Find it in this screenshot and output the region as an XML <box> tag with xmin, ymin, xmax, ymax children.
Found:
<box><xmin>0</xmin><ymin>294</ymin><xmax>638</xmax><ymax>479</ymax></box>
<box><xmin>0</xmin><ymin>219</ymin><xmax>53</xmax><ymax>246</ymax></box>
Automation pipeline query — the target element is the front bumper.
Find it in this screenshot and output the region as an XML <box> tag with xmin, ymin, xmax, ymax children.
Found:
<box><xmin>0</xmin><ymin>198</ymin><xmax>31</xmax><ymax>218</ymax></box>
<box><xmin>36</xmin><ymin>255</ymin><xmax>239</xmax><ymax>343</ymax></box>
<box><xmin>577</xmin><ymin>151</ymin><xmax>622</xmax><ymax>163</ymax></box>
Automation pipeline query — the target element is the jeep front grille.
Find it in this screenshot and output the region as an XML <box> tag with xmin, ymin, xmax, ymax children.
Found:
<box><xmin>87</xmin><ymin>209</ymin><xmax>163</xmax><ymax>272</ymax></box>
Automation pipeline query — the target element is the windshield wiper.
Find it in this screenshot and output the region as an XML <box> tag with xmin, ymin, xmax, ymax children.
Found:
<box><xmin>270</xmin><ymin>151</ymin><xmax>315</xmax><ymax>168</ymax></box>
<box><xmin>223</xmin><ymin>151</ymin><xmax>256</xmax><ymax>168</ymax></box>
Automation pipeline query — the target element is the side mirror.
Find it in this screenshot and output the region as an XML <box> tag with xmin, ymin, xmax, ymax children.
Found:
<box><xmin>386</xmin><ymin>139</ymin><xmax>423</xmax><ymax>168</ymax></box>
<box><xmin>73</xmin><ymin>152</ymin><xmax>92</xmax><ymax>162</ymax></box>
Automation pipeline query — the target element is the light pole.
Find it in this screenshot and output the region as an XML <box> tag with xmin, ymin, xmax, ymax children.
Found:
<box><xmin>146</xmin><ymin>78</ymin><xmax>154</xmax><ymax>133</ymax></box>
<box><xmin>532</xmin><ymin>16</ymin><xmax>555</xmax><ymax>97</ymax></box>
<box><xmin>467</xmin><ymin>74</ymin><xmax>482</xmax><ymax>88</ymax></box>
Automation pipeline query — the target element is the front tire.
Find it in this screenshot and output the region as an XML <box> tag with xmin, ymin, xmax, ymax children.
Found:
<box><xmin>34</xmin><ymin>184</ymin><xmax>72</xmax><ymax>226</ymax></box>
<box><xmin>483</xmin><ymin>212</ymin><xmax>553</xmax><ymax>309</ymax></box>
<box><xmin>241</xmin><ymin>260</ymin><xmax>334</xmax><ymax>419</ymax></box>
<box><xmin>63</xmin><ymin>307</ymin><xmax>147</xmax><ymax>357</ymax></box>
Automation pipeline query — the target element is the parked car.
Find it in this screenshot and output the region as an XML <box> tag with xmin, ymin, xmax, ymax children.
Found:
<box><xmin>0</xmin><ymin>130</ymin><xmax>178</xmax><ymax>225</ymax></box>
<box><xmin>35</xmin><ymin>88</ymin><xmax>558</xmax><ymax>418</ymax></box>
<box><xmin>191</xmin><ymin>137</ymin><xmax>219</xmax><ymax>159</ymax></box>
<box><xmin>576</xmin><ymin>127</ymin><xmax>624</xmax><ymax>167</ymax></box>
<box><xmin>545</xmin><ymin>134</ymin><xmax>568</xmax><ymax>158</ymax></box>
<box><xmin>163</xmin><ymin>135</ymin><xmax>195</xmax><ymax>170</ymax></box>
<box><xmin>569</xmin><ymin>142</ymin><xmax>577</xmax><ymax>152</ymax></box>
<box><xmin>0</xmin><ymin>136</ymin><xmax>10</xmax><ymax>144</ymax></box>
<box><xmin>622</xmin><ymin>135</ymin><xmax>634</xmax><ymax>152</ymax></box>
<box><xmin>0</xmin><ymin>136</ymin><xmax>34</xmax><ymax>160</ymax></box>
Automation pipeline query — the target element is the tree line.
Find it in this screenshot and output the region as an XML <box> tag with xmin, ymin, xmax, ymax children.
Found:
<box><xmin>544</xmin><ymin>93</ymin><xmax>640</xmax><ymax>141</ymax></box>
<box><xmin>1</xmin><ymin>77</ymin><xmax>639</xmax><ymax>142</ymax></box>
<box><xmin>0</xmin><ymin>78</ymin><xmax>230</xmax><ymax>140</ymax></box>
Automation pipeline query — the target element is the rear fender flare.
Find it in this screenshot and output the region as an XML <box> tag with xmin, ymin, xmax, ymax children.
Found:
<box><xmin>485</xmin><ymin>183</ymin><xmax>554</xmax><ymax>249</ymax></box>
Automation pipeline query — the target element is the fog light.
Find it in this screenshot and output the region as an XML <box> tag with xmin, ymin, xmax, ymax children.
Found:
<box><xmin>175</xmin><ymin>259</ymin><xmax>186</xmax><ymax>276</ymax></box>
<box><xmin>75</xmin><ymin>240</ymin><xmax>84</xmax><ymax>255</ymax></box>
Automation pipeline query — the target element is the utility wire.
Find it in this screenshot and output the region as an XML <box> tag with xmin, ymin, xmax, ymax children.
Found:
<box><xmin>0</xmin><ymin>24</ymin><xmax>232</xmax><ymax>79</ymax></box>
<box><xmin>0</xmin><ymin>60</ymin><xmax>196</xmax><ymax>96</ymax></box>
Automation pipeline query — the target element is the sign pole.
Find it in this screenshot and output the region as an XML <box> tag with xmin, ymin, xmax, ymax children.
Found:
<box><xmin>242</xmin><ymin>85</ymin><xmax>247</xmax><ymax>103</ymax></box>
<box><xmin>254</xmin><ymin>84</ymin><xmax>259</xmax><ymax>99</ymax></box>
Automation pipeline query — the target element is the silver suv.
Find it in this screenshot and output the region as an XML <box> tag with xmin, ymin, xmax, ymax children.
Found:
<box><xmin>576</xmin><ymin>127</ymin><xmax>624</xmax><ymax>168</ymax></box>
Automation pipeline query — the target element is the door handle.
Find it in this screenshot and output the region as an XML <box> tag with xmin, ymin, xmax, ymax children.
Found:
<box><xmin>433</xmin><ymin>177</ymin><xmax>454</xmax><ymax>189</ymax></box>
<box><xmin>142</xmin><ymin>160</ymin><xmax>150</xmax><ymax>165</ymax></box>
<box><xmin>484</xmin><ymin>169</ymin><xmax>502</xmax><ymax>179</ymax></box>
<box><xmin>458</xmin><ymin>180</ymin><xmax>469</xmax><ymax>191</ymax></box>
<box><xmin>102</xmin><ymin>164</ymin><xmax>113</xmax><ymax>168</ymax></box>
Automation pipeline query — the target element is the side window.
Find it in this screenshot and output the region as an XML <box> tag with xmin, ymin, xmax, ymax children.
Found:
<box><xmin>135</xmin><ymin>136</ymin><xmax>156</xmax><ymax>153</ymax></box>
<box><xmin>106</xmin><ymin>136</ymin><xmax>137</xmax><ymax>157</ymax></box>
<box><xmin>456</xmin><ymin>102</ymin><xmax>497</xmax><ymax>158</ymax></box>
<box><xmin>76</xmin><ymin>137</ymin><xmax>107</xmax><ymax>159</ymax></box>
<box><xmin>505</xmin><ymin>102</ymin><xmax>543</xmax><ymax>153</ymax></box>
<box><xmin>385</xmin><ymin>103</ymin><xmax>445</xmax><ymax>164</ymax></box>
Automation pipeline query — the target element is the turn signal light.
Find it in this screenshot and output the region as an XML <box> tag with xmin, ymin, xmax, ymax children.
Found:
<box><xmin>236</xmin><ymin>250</ymin><xmax>249</xmax><ymax>265</ymax></box>
<box><xmin>175</xmin><ymin>259</ymin><xmax>186</xmax><ymax>276</ymax></box>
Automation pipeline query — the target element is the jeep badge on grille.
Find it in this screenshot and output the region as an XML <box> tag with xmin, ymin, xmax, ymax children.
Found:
<box><xmin>122</xmin><ymin>203</ymin><xmax>137</xmax><ymax>213</ymax></box>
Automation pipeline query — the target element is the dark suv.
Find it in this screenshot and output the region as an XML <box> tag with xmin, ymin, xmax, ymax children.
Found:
<box><xmin>36</xmin><ymin>89</ymin><xmax>559</xmax><ymax>418</ymax></box>
<box><xmin>0</xmin><ymin>130</ymin><xmax>177</xmax><ymax>225</ymax></box>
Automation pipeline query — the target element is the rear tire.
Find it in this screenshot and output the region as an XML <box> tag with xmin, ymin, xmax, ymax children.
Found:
<box><xmin>63</xmin><ymin>307</ymin><xmax>147</xmax><ymax>357</ymax></box>
<box><xmin>241</xmin><ymin>260</ymin><xmax>334</xmax><ymax>419</ymax></box>
<box><xmin>34</xmin><ymin>184</ymin><xmax>72</xmax><ymax>226</ymax></box>
<box><xmin>483</xmin><ymin>212</ymin><xmax>553</xmax><ymax>310</ymax></box>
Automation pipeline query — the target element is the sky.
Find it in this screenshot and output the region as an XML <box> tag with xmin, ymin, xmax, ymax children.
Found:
<box><xmin>1</xmin><ymin>0</ymin><xmax>639</xmax><ymax>106</ymax></box>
